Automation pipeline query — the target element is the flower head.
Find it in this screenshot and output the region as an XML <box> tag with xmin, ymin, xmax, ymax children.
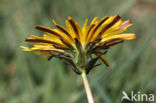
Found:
<box><xmin>21</xmin><ymin>14</ymin><xmax>135</xmax><ymax>74</ymax></box>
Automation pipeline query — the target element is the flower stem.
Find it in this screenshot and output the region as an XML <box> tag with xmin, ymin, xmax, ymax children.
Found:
<box><xmin>81</xmin><ymin>71</ymin><xmax>94</xmax><ymax>103</ymax></box>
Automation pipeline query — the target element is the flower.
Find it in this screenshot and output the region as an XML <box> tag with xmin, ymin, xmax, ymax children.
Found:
<box><xmin>21</xmin><ymin>14</ymin><xmax>135</xmax><ymax>74</ymax></box>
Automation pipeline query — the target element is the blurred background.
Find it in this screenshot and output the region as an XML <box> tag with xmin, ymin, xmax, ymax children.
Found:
<box><xmin>0</xmin><ymin>0</ymin><xmax>156</xmax><ymax>103</ymax></box>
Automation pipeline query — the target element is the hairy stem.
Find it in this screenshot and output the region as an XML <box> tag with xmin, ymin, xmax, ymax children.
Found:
<box><xmin>81</xmin><ymin>71</ymin><xmax>94</xmax><ymax>103</ymax></box>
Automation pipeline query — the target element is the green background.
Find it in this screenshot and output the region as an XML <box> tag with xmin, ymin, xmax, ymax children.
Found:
<box><xmin>0</xmin><ymin>0</ymin><xmax>155</xmax><ymax>103</ymax></box>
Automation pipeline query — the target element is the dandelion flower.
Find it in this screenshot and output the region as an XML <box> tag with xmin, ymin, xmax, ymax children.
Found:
<box><xmin>21</xmin><ymin>14</ymin><xmax>135</xmax><ymax>74</ymax></box>
<box><xmin>21</xmin><ymin>14</ymin><xmax>135</xmax><ymax>103</ymax></box>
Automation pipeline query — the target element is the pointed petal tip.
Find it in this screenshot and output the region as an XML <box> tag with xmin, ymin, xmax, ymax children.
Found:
<box><xmin>35</xmin><ymin>25</ymin><xmax>43</xmax><ymax>30</ymax></box>
<box><xmin>127</xmin><ymin>20</ymin><xmax>132</xmax><ymax>24</ymax></box>
<box><xmin>25</xmin><ymin>37</ymin><xmax>33</xmax><ymax>41</ymax></box>
<box><xmin>90</xmin><ymin>17</ymin><xmax>98</xmax><ymax>24</ymax></box>
<box><xmin>121</xmin><ymin>20</ymin><xmax>133</xmax><ymax>29</ymax></box>
<box><xmin>20</xmin><ymin>46</ymin><xmax>31</xmax><ymax>51</ymax></box>
<box><xmin>94</xmin><ymin>16</ymin><xmax>98</xmax><ymax>19</ymax></box>
<box><xmin>35</xmin><ymin>25</ymin><xmax>49</xmax><ymax>31</ymax></box>
<box><xmin>125</xmin><ymin>33</ymin><xmax>136</xmax><ymax>39</ymax></box>
<box><xmin>68</xmin><ymin>16</ymin><xmax>72</xmax><ymax>20</ymax></box>
<box><xmin>20</xmin><ymin>45</ymin><xmax>24</xmax><ymax>48</ymax></box>
<box><xmin>52</xmin><ymin>19</ymin><xmax>57</xmax><ymax>25</ymax></box>
<box><xmin>25</xmin><ymin>37</ymin><xmax>30</xmax><ymax>41</ymax></box>
<box><xmin>120</xmin><ymin>33</ymin><xmax>136</xmax><ymax>40</ymax></box>
<box><xmin>130</xmin><ymin>34</ymin><xmax>136</xmax><ymax>39</ymax></box>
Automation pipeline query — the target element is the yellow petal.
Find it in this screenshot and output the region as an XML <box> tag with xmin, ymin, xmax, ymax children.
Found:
<box><xmin>65</xmin><ymin>20</ymin><xmax>76</xmax><ymax>38</ymax></box>
<box><xmin>20</xmin><ymin>46</ymin><xmax>32</xmax><ymax>51</ymax></box>
<box><xmin>102</xmin><ymin>29</ymin><xmax>127</xmax><ymax>38</ymax></box>
<box><xmin>88</xmin><ymin>15</ymin><xmax>118</xmax><ymax>42</ymax></box>
<box><xmin>87</xmin><ymin>16</ymin><xmax>109</xmax><ymax>42</ymax></box>
<box><xmin>52</xmin><ymin>19</ymin><xmax>75</xmax><ymax>43</ymax></box>
<box><xmin>75</xmin><ymin>22</ymin><xmax>83</xmax><ymax>43</ymax></box>
<box><xmin>67</xmin><ymin>17</ymin><xmax>81</xmax><ymax>40</ymax></box>
<box><xmin>33</xmin><ymin>51</ymin><xmax>50</xmax><ymax>55</ymax></box>
<box><xmin>81</xmin><ymin>19</ymin><xmax>88</xmax><ymax>46</ymax></box>
<box><xmin>82</xmin><ymin>19</ymin><xmax>88</xmax><ymax>32</ymax></box>
<box><xmin>35</xmin><ymin>25</ymin><xmax>70</xmax><ymax>43</ymax></box>
<box><xmin>113</xmin><ymin>33</ymin><xmax>136</xmax><ymax>40</ymax></box>
<box><xmin>26</xmin><ymin>34</ymin><xmax>67</xmax><ymax>48</ymax></box>
<box><xmin>101</xmin><ymin>33</ymin><xmax>136</xmax><ymax>42</ymax></box>
<box><xmin>90</xmin><ymin>17</ymin><xmax>98</xmax><ymax>25</ymax></box>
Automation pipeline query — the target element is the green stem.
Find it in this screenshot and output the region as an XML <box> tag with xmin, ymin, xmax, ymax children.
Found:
<box><xmin>81</xmin><ymin>71</ymin><xmax>94</xmax><ymax>103</ymax></box>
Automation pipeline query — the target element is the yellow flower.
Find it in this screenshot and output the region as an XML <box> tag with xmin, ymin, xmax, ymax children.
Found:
<box><xmin>21</xmin><ymin>14</ymin><xmax>135</xmax><ymax>74</ymax></box>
